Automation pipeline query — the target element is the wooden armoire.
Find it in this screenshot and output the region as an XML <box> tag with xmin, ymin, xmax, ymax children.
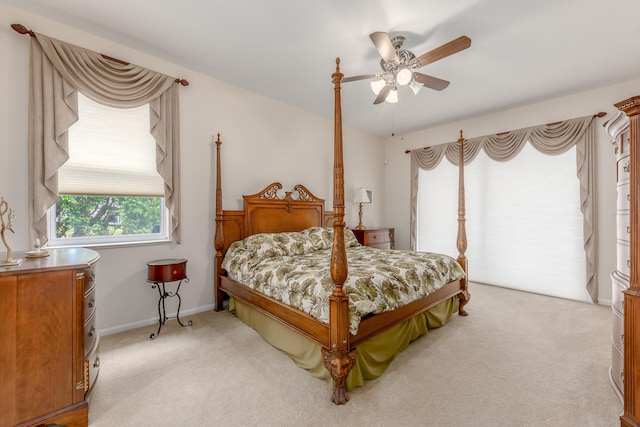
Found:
<box><xmin>616</xmin><ymin>95</ymin><xmax>640</xmax><ymax>427</ymax></box>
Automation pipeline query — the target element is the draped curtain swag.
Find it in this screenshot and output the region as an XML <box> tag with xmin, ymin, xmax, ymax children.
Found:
<box><xmin>409</xmin><ymin>115</ymin><xmax>598</xmax><ymax>302</ymax></box>
<box><xmin>28</xmin><ymin>32</ymin><xmax>182</xmax><ymax>243</ymax></box>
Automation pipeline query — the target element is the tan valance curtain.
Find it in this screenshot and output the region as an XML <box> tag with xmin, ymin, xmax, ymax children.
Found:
<box><xmin>28</xmin><ymin>32</ymin><xmax>182</xmax><ymax>244</ymax></box>
<box><xmin>409</xmin><ymin>115</ymin><xmax>598</xmax><ymax>302</ymax></box>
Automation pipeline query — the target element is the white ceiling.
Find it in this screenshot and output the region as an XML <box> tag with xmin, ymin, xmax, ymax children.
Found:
<box><xmin>4</xmin><ymin>0</ymin><xmax>640</xmax><ymax>137</ymax></box>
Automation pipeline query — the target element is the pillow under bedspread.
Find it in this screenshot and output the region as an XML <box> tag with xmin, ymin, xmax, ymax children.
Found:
<box><xmin>221</xmin><ymin>228</ymin><xmax>465</xmax><ymax>335</ymax></box>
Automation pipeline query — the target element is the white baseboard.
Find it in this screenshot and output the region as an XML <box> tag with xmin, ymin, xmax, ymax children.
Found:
<box><xmin>598</xmin><ymin>297</ymin><xmax>613</xmax><ymax>306</ymax></box>
<box><xmin>100</xmin><ymin>304</ymin><xmax>215</xmax><ymax>336</ymax></box>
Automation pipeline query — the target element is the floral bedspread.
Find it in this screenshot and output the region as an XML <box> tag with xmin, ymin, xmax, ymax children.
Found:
<box><xmin>221</xmin><ymin>227</ymin><xmax>465</xmax><ymax>335</ymax></box>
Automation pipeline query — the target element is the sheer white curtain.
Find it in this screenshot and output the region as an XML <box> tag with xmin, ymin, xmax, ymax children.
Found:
<box><xmin>409</xmin><ymin>115</ymin><xmax>598</xmax><ymax>302</ymax></box>
<box><xmin>417</xmin><ymin>143</ymin><xmax>589</xmax><ymax>302</ymax></box>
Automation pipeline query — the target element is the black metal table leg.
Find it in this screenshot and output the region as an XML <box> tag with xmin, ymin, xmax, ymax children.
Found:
<box><xmin>148</xmin><ymin>278</ymin><xmax>192</xmax><ymax>339</ymax></box>
<box><xmin>173</xmin><ymin>278</ymin><xmax>193</xmax><ymax>328</ymax></box>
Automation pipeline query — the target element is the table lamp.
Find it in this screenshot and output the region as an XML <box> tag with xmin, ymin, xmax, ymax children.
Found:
<box><xmin>352</xmin><ymin>188</ymin><xmax>372</xmax><ymax>230</ymax></box>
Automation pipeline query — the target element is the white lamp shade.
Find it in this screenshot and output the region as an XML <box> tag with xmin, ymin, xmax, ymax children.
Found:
<box><xmin>385</xmin><ymin>88</ymin><xmax>398</xmax><ymax>103</ymax></box>
<box><xmin>410</xmin><ymin>79</ymin><xmax>423</xmax><ymax>95</ymax></box>
<box><xmin>396</xmin><ymin>68</ymin><xmax>412</xmax><ymax>86</ymax></box>
<box><xmin>370</xmin><ymin>79</ymin><xmax>386</xmax><ymax>95</ymax></box>
<box><xmin>353</xmin><ymin>188</ymin><xmax>372</xmax><ymax>204</ymax></box>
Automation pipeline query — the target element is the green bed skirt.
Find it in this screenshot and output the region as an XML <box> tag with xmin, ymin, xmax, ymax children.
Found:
<box><xmin>229</xmin><ymin>296</ymin><xmax>459</xmax><ymax>391</ymax></box>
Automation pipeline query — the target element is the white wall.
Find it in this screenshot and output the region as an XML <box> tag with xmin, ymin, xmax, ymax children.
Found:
<box><xmin>384</xmin><ymin>80</ymin><xmax>640</xmax><ymax>305</ymax></box>
<box><xmin>0</xmin><ymin>4</ymin><xmax>385</xmax><ymax>334</ymax></box>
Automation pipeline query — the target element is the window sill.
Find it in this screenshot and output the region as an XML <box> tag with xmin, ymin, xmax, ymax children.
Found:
<box><xmin>47</xmin><ymin>238</ymin><xmax>173</xmax><ymax>250</ymax></box>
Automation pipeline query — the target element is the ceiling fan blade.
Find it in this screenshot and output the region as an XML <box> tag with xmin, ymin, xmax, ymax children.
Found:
<box><xmin>342</xmin><ymin>73</ymin><xmax>381</xmax><ymax>83</ymax></box>
<box><xmin>370</xmin><ymin>32</ymin><xmax>399</xmax><ymax>63</ymax></box>
<box><xmin>413</xmin><ymin>73</ymin><xmax>450</xmax><ymax>91</ymax></box>
<box><xmin>373</xmin><ymin>85</ymin><xmax>391</xmax><ymax>104</ymax></box>
<box><xmin>413</xmin><ymin>35</ymin><xmax>471</xmax><ymax>68</ymax></box>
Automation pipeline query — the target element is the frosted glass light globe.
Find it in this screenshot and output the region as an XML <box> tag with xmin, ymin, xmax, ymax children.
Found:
<box><xmin>386</xmin><ymin>88</ymin><xmax>398</xmax><ymax>103</ymax></box>
<box><xmin>370</xmin><ymin>79</ymin><xmax>386</xmax><ymax>95</ymax></box>
<box><xmin>396</xmin><ymin>68</ymin><xmax>412</xmax><ymax>86</ymax></box>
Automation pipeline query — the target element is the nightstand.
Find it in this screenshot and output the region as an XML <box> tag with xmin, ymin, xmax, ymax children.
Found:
<box><xmin>351</xmin><ymin>228</ymin><xmax>394</xmax><ymax>249</ymax></box>
<box><xmin>146</xmin><ymin>258</ymin><xmax>193</xmax><ymax>339</ymax></box>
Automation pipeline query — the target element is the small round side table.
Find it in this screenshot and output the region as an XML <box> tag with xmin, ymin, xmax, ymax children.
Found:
<box><xmin>146</xmin><ymin>258</ymin><xmax>193</xmax><ymax>339</ymax></box>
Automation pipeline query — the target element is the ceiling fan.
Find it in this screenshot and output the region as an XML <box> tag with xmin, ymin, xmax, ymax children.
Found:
<box><xmin>343</xmin><ymin>32</ymin><xmax>472</xmax><ymax>104</ymax></box>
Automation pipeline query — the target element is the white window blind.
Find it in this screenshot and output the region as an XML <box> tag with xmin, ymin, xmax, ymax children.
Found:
<box><xmin>417</xmin><ymin>143</ymin><xmax>589</xmax><ymax>302</ymax></box>
<box><xmin>59</xmin><ymin>93</ymin><xmax>164</xmax><ymax>196</ymax></box>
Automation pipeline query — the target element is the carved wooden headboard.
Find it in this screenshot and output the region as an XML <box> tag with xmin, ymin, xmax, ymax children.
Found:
<box><xmin>215</xmin><ymin>181</ymin><xmax>334</xmax><ymax>258</ymax></box>
<box><xmin>243</xmin><ymin>182</ymin><xmax>332</xmax><ymax>235</ymax></box>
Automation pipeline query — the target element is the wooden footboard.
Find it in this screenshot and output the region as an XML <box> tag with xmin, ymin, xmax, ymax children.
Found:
<box><xmin>219</xmin><ymin>274</ymin><xmax>330</xmax><ymax>345</ymax></box>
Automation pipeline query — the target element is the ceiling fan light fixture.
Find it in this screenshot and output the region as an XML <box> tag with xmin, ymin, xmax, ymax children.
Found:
<box><xmin>396</xmin><ymin>68</ymin><xmax>412</xmax><ymax>86</ymax></box>
<box><xmin>386</xmin><ymin>88</ymin><xmax>398</xmax><ymax>103</ymax></box>
<box><xmin>370</xmin><ymin>79</ymin><xmax>386</xmax><ymax>95</ymax></box>
<box><xmin>344</xmin><ymin>32</ymin><xmax>470</xmax><ymax>105</ymax></box>
<box><xmin>410</xmin><ymin>79</ymin><xmax>423</xmax><ymax>95</ymax></box>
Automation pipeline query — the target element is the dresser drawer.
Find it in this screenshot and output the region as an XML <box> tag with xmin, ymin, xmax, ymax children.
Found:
<box><xmin>617</xmin><ymin>155</ymin><xmax>630</xmax><ymax>184</ymax></box>
<box><xmin>83</xmin><ymin>265</ymin><xmax>96</xmax><ymax>295</ymax></box>
<box><xmin>617</xmin><ymin>213</ymin><xmax>630</xmax><ymax>242</ymax></box>
<box><xmin>612</xmin><ymin>344</ymin><xmax>625</xmax><ymax>393</ymax></box>
<box><xmin>85</xmin><ymin>337</ymin><xmax>100</xmax><ymax>395</ymax></box>
<box><xmin>617</xmin><ymin>241</ymin><xmax>630</xmax><ymax>278</ymax></box>
<box><xmin>618</xmin><ymin>182</ymin><xmax>630</xmax><ymax>211</ymax></box>
<box><xmin>617</xmin><ymin>131</ymin><xmax>630</xmax><ymax>160</ymax></box>
<box><xmin>365</xmin><ymin>229</ymin><xmax>391</xmax><ymax>245</ymax></box>
<box><xmin>84</xmin><ymin>310</ymin><xmax>98</xmax><ymax>357</ymax></box>
<box><xmin>612</xmin><ymin>308</ymin><xmax>624</xmax><ymax>353</ymax></box>
<box><xmin>147</xmin><ymin>259</ymin><xmax>187</xmax><ymax>283</ymax></box>
<box><xmin>84</xmin><ymin>283</ymin><xmax>97</xmax><ymax>321</ymax></box>
<box><xmin>352</xmin><ymin>228</ymin><xmax>394</xmax><ymax>249</ymax></box>
<box><xmin>612</xmin><ymin>270</ymin><xmax>628</xmax><ymax>315</ymax></box>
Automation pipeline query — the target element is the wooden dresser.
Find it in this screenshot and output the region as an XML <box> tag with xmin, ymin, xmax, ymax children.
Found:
<box><xmin>352</xmin><ymin>227</ymin><xmax>394</xmax><ymax>249</ymax></box>
<box><xmin>0</xmin><ymin>248</ymin><xmax>100</xmax><ymax>427</ymax></box>
<box><xmin>615</xmin><ymin>96</ymin><xmax>640</xmax><ymax>427</ymax></box>
<box><xmin>605</xmin><ymin>110</ymin><xmax>631</xmax><ymax>402</ymax></box>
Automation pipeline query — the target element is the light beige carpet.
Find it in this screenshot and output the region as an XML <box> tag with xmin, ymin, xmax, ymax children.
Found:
<box><xmin>88</xmin><ymin>283</ymin><xmax>622</xmax><ymax>426</ymax></box>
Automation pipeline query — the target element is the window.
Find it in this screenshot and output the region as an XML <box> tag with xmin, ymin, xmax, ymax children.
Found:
<box><xmin>417</xmin><ymin>143</ymin><xmax>588</xmax><ymax>302</ymax></box>
<box><xmin>47</xmin><ymin>93</ymin><xmax>169</xmax><ymax>246</ymax></box>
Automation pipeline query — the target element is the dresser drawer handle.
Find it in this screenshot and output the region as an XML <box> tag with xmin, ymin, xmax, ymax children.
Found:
<box><xmin>88</xmin><ymin>298</ymin><xmax>95</xmax><ymax>308</ymax></box>
<box><xmin>627</xmin><ymin>259</ymin><xmax>631</xmax><ymax>268</ymax></box>
<box><xmin>624</xmin><ymin>162</ymin><xmax>630</xmax><ymax>173</ymax></box>
<box><xmin>621</xmin><ymin>333</ymin><xmax>624</xmax><ymax>343</ymax></box>
<box><xmin>93</xmin><ymin>356</ymin><xmax>101</xmax><ymax>369</ymax></box>
<box><xmin>88</xmin><ymin>326</ymin><xmax>95</xmax><ymax>337</ymax></box>
<box><xmin>621</xmin><ymin>371</ymin><xmax>625</xmax><ymax>383</ymax></box>
<box><xmin>627</xmin><ymin>226</ymin><xmax>631</xmax><ymax>234</ymax></box>
<box><xmin>628</xmin><ymin>194</ymin><xmax>631</xmax><ymax>202</ymax></box>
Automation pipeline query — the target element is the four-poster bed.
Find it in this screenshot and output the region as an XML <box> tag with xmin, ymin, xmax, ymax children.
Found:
<box><xmin>214</xmin><ymin>58</ymin><xmax>470</xmax><ymax>404</ymax></box>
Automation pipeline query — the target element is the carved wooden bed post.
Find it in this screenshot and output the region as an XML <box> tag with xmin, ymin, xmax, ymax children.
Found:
<box><xmin>456</xmin><ymin>130</ymin><xmax>471</xmax><ymax>316</ymax></box>
<box><xmin>322</xmin><ymin>57</ymin><xmax>357</xmax><ymax>405</ymax></box>
<box><xmin>214</xmin><ymin>134</ymin><xmax>226</xmax><ymax>311</ymax></box>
